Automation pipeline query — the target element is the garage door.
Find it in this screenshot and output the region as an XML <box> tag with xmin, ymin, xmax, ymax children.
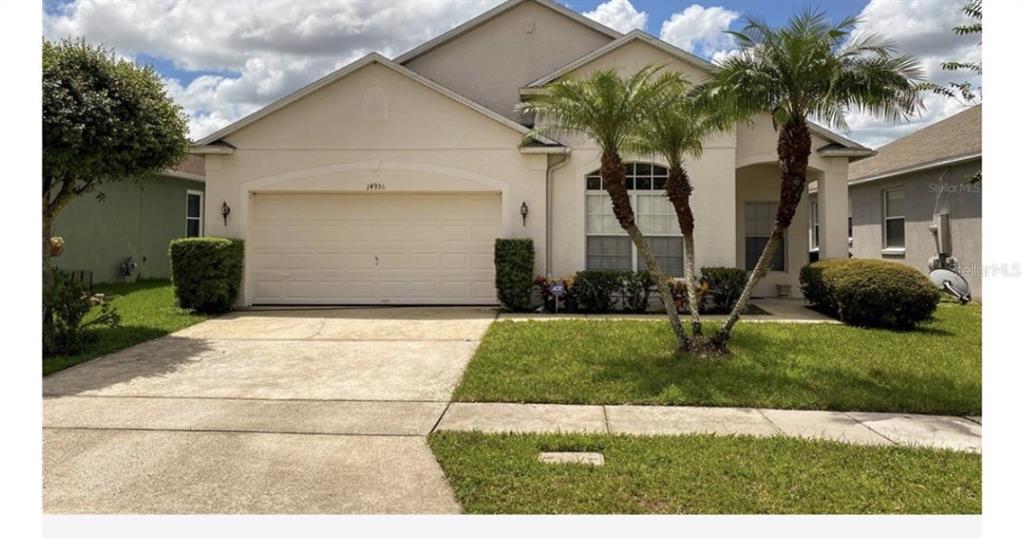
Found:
<box><xmin>250</xmin><ymin>193</ymin><xmax>501</xmax><ymax>305</ymax></box>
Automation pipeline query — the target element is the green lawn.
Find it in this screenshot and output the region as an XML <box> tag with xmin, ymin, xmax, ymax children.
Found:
<box><xmin>429</xmin><ymin>431</ymin><xmax>981</xmax><ymax>514</ymax></box>
<box><xmin>43</xmin><ymin>280</ymin><xmax>209</xmax><ymax>376</ymax></box>
<box><xmin>452</xmin><ymin>303</ymin><xmax>980</xmax><ymax>415</ymax></box>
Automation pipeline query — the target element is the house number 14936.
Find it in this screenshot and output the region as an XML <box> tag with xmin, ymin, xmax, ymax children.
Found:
<box><xmin>366</xmin><ymin>182</ymin><xmax>386</xmax><ymax>191</ymax></box>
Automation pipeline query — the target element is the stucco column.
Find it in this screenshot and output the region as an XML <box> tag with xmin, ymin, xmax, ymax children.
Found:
<box><xmin>692</xmin><ymin>156</ymin><xmax>736</xmax><ymax>268</ymax></box>
<box><xmin>817</xmin><ymin>158</ymin><xmax>850</xmax><ymax>259</ymax></box>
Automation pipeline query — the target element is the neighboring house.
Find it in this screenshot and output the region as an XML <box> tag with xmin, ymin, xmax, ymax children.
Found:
<box><xmin>53</xmin><ymin>155</ymin><xmax>206</xmax><ymax>284</ymax></box>
<box><xmin>192</xmin><ymin>0</ymin><xmax>871</xmax><ymax>306</ymax></box>
<box><xmin>842</xmin><ymin>105</ymin><xmax>982</xmax><ymax>298</ymax></box>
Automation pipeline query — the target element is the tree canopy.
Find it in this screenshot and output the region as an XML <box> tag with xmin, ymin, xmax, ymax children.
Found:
<box><xmin>633</xmin><ymin>82</ymin><xmax>727</xmax><ymax>170</ymax></box>
<box><xmin>43</xmin><ymin>38</ymin><xmax>189</xmax><ymax>211</ymax></box>
<box><xmin>518</xmin><ymin>65</ymin><xmax>681</xmax><ymax>156</ymax></box>
<box><xmin>697</xmin><ymin>8</ymin><xmax>924</xmax><ymax>131</ymax></box>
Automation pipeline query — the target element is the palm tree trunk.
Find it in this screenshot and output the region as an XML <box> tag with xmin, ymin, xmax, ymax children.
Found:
<box><xmin>665</xmin><ymin>165</ymin><xmax>703</xmax><ymax>337</ymax></box>
<box><xmin>601</xmin><ymin>151</ymin><xmax>689</xmax><ymax>353</ymax></box>
<box><xmin>682</xmin><ymin>233</ymin><xmax>701</xmax><ymax>334</ymax></box>
<box><xmin>624</xmin><ymin>223</ymin><xmax>689</xmax><ymax>349</ymax></box>
<box><xmin>713</xmin><ymin>226</ymin><xmax>782</xmax><ymax>342</ymax></box>
<box><xmin>711</xmin><ymin>118</ymin><xmax>812</xmax><ymax>349</ymax></box>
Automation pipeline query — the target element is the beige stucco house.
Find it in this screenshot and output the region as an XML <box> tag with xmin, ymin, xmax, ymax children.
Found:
<box><xmin>192</xmin><ymin>0</ymin><xmax>871</xmax><ymax>306</ymax></box>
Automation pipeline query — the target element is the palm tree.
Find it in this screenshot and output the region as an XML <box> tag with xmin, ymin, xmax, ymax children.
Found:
<box><xmin>634</xmin><ymin>82</ymin><xmax>729</xmax><ymax>343</ymax></box>
<box><xmin>519</xmin><ymin>66</ymin><xmax>691</xmax><ymax>352</ymax></box>
<box><xmin>696</xmin><ymin>9</ymin><xmax>924</xmax><ymax>351</ymax></box>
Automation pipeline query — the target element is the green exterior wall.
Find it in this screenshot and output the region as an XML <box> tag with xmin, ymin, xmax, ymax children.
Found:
<box><xmin>52</xmin><ymin>175</ymin><xmax>205</xmax><ymax>284</ymax></box>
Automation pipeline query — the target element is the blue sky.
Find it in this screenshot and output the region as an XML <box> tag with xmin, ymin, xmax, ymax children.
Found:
<box><xmin>43</xmin><ymin>0</ymin><xmax>977</xmax><ymax>145</ymax></box>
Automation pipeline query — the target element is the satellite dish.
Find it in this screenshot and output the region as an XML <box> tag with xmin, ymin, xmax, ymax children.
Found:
<box><xmin>929</xmin><ymin>268</ymin><xmax>971</xmax><ymax>304</ymax></box>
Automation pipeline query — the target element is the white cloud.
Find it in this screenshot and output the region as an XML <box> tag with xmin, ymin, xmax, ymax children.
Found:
<box><xmin>845</xmin><ymin>0</ymin><xmax>982</xmax><ymax>147</ymax></box>
<box><xmin>710</xmin><ymin>48</ymin><xmax>741</xmax><ymax>65</ymax></box>
<box><xmin>659</xmin><ymin>5</ymin><xmax>739</xmax><ymax>58</ymax></box>
<box><xmin>44</xmin><ymin>0</ymin><xmax>501</xmax><ymax>139</ymax></box>
<box><xmin>583</xmin><ymin>0</ymin><xmax>648</xmax><ymax>33</ymax></box>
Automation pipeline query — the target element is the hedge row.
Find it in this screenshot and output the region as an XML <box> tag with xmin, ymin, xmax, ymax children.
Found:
<box><xmin>169</xmin><ymin>237</ymin><xmax>244</xmax><ymax>313</ymax></box>
<box><xmin>799</xmin><ymin>258</ymin><xmax>940</xmax><ymax>329</ymax></box>
<box><xmin>494</xmin><ymin>238</ymin><xmax>747</xmax><ymax>314</ymax></box>
<box><xmin>494</xmin><ymin>239</ymin><xmax>535</xmax><ymax>311</ymax></box>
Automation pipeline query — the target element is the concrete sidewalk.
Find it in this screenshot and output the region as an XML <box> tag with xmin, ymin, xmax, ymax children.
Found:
<box><xmin>434</xmin><ymin>402</ymin><xmax>982</xmax><ymax>453</ymax></box>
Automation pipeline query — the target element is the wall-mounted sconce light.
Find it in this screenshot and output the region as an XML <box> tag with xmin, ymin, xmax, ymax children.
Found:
<box><xmin>221</xmin><ymin>202</ymin><xmax>231</xmax><ymax>226</ymax></box>
<box><xmin>520</xmin><ymin>201</ymin><xmax>529</xmax><ymax>226</ymax></box>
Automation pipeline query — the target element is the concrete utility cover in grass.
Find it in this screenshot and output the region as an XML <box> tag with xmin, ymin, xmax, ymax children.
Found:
<box><xmin>538</xmin><ymin>452</ymin><xmax>605</xmax><ymax>466</ymax></box>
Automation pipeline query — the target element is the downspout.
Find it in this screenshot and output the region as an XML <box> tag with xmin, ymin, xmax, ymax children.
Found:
<box><xmin>545</xmin><ymin>152</ymin><xmax>570</xmax><ymax>278</ymax></box>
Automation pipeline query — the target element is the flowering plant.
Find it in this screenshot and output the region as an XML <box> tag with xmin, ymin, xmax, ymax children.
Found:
<box><xmin>668</xmin><ymin>278</ymin><xmax>710</xmax><ymax>313</ymax></box>
<box><xmin>49</xmin><ymin>236</ymin><xmax>65</xmax><ymax>257</ymax></box>
<box><xmin>533</xmin><ymin>275</ymin><xmax>576</xmax><ymax>312</ymax></box>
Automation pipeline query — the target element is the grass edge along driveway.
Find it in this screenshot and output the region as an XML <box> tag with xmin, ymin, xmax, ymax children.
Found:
<box><xmin>452</xmin><ymin>304</ymin><xmax>981</xmax><ymax>416</ymax></box>
<box><xmin>428</xmin><ymin>431</ymin><xmax>981</xmax><ymax>514</ymax></box>
<box><xmin>43</xmin><ymin>280</ymin><xmax>209</xmax><ymax>376</ymax></box>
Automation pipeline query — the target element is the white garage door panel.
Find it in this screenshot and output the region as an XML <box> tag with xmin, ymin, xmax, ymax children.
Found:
<box><xmin>251</xmin><ymin>193</ymin><xmax>501</xmax><ymax>305</ymax></box>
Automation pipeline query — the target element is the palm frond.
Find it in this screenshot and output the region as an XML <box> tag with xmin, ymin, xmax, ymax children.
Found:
<box><xmin>696</xmin><ymin>7</ymin><xmax>924</xmax><ymax>132</ymax></box>
<box><xmin>518</xmin><ymin>66</ymin><xmax>682</xmax><ymax>155</ymax></box>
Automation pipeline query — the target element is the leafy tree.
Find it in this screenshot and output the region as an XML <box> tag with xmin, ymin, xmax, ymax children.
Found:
<box><xmin>43</xmin><ymin>38</ymin><xmax>189</xmax><ymax>259</ymax></box>
<box><xmin>520</xmin><ymin>67</ymin><xmax>693</xmax><ymax>352</ymax></box>
<box><xmin>696</xmin><ymin>10</ymin><xmax>924</xmax><ymax>352</ymax></box>
<box><xmin>634</xmin><ymin>81</ymin><xmax>729</xmax><ymax>348</ymax></box>
<box><xmin>925</xmin><ymin>0</ymin><xmax>982</xmax><ymax>184</ymax></box>
<box><xmin>43</xmin><ymin>38</ymin><xmax>189</xmax><ymax>335</ymax></box>
<box><xmin>926</xmin><ymin>0</ymin><xmax>982</xmax><ymax>104</ymax></box>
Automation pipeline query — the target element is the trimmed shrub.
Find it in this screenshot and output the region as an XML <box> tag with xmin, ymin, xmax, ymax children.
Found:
<box><xmin>622</xmin><ymin>271</ymin><xmax>654</xmax><ymax>313</ymax></box>
<box><xmin>799</xmin><ymin>258</ymin><xmax>941</xmax><ymax>329</ymax></box>
<box><xmin>799</xmin><ymin>257</ymin><xmax>848</xmax><ymax>312</ymax></box>
<box><xmin>494</xmin><ymin>239</ymin><xmax>535</xmax><ymax>311</ymax></box>
<box><xmin>700</xmin><ymin>266</ymin><xmax>747</xmax><ymax>314</ymax></box>
<box><xmin>169</xmin><ymin>237</ymin><xmax>244</xmax><ymax>313</ymax></box>
<box><xmin>574</xmin><ymin>270</ymin><xmax>624</xmax><ymax>313</ymax></box>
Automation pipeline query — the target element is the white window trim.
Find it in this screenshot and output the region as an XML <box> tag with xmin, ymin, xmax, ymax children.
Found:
<box><xmin>809</xmin><ymin>200</ymin><xmax>820</xmax><ymax>252</ymax></box>
<box><xmin>810</xmin><ymin>200</ymin><xmax>853</xmax><ymax>253</ymax></box>
<box><xmin>882</xmin><ymin>187</ymin><xmax>905</xmax><ymax>253</ymax></box>
<box><xmin>848</xmin><ymin>197</ymin><xmax>854</xmax><ymax>247</ymax></box>
<box><xmin>585</xmin><ymin>192</ymin><xmax>684</xmax><ymax>271</ymax></box>
<box><xmin>186</xmin><ymin>189</ymin><xmax>204</xmax><ymax>237</ymax></box>
<box><xmin>584</xmin><ymin>164</ymin><xmax>682</xmax><ymax>274</ymax></box>
<box><xmin>744</xmin><ymin>201</ymin><xmax>787</xmax><ymax>272</ymax></box>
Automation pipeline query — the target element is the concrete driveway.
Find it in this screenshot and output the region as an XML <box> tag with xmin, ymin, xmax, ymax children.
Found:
<box><xmin>43</xmin><ymin>307</ymin><xmax>496</xmax><ymax>514</ymax></box>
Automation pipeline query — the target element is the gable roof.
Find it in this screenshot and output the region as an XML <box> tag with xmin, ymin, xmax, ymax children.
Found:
<box><xmin>849</xmin><ymin>105</ymin><xmax>981</xmax><ymax>183</ymax></box>
<box><xmin>522</xmin><ymin>30</ymin><xmax>870</xmax><ymax>153</ymax></box>
<box><xmin>195</xmin><ymin>53</ymin><xmax>547</xmax><ymax>147</ymax></box>
<box><xmin>524</xmin><ymin>29</ymin><xmax>715</xmax><ymax>88</ymax></box>
<box><xmin>160</xmin><ymin>154</ymin><xmax>205</xmax><ymax>181</ymax></box>
<box><xmin>394</xmin><ymin>0</ymin><xmax>620</xmax><ymax>65</ymax></box>
<box><xmin>193</xmin><ymin>0</ymin><xmax>868</xmax><ymax>155</ymax></box>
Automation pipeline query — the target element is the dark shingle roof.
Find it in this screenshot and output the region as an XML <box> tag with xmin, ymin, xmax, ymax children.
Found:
<box><xmin>168</xmin><ymin>155</ymin><xmax>205</xmax><ymax>178</ymax></box>
<box><xmin>849</xmin><ymin>105</ymin><xmax>981</xmax><ymax>181</ymax></box>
